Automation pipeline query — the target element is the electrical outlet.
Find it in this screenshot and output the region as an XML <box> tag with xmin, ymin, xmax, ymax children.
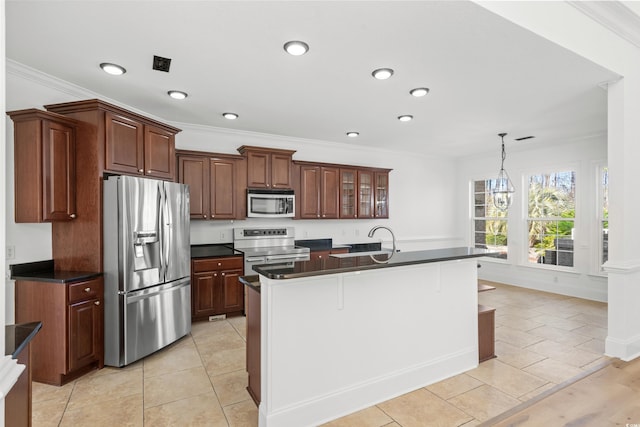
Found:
<box><xmin>220</xmin><ymin>232</ymin><xmax>226</xmax><ymax>241</ymax></box>
<box><xmin>355</xmin><ymin>229</ymin><xmax>360</xmax><ymax>237</ymax></box>
<box><xmin>6</xmin><ymin>245</ymin><xmax>15</xmax><ymax>260</ymax></box>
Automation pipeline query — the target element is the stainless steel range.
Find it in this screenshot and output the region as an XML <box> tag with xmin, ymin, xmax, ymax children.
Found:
<box><xmin>233</xmin><ymin>227</ymin><xmax>310</xmax><ymax>274</ymax></box>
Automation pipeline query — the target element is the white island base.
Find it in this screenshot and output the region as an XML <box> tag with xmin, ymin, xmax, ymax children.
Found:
<box><xmin>257</xmin><ymin>258</ymin><xmax>479</xmax><ymax>427</ymax></box>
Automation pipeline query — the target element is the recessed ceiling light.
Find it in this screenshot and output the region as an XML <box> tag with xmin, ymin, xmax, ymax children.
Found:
<box><xmin>283</xmin><ymin>41</ymin><xmax>309</xmax><ymax>56</ymax></box>
<box><xmin>346</xmin><ymin>132</ymin><xmax>359</xmax><ymax>137</ymax></box>
<box><xmin>167</xmin><ymin>90</ymin><xmax>188</xmax><ymax>100</ymax></box>
<box><xmin>223</xmin><ymin>112</ymin><xmax>239</xmax><ymax>120</ymax></box>
<box><xmin>398</xmin><ymin>115</ymin><xmax>413</xmax><ymax>122</ymax></box>
<box><xmin>100</xmin><ymin>63</ymin><xmax>126</xmax><ymax>75</ymax></box>
<box><xmin>372</xmin><ymin>68</ymin><xmax>394</xmax><ymax>80</ymax></box>
<box><xmin>410</xmin><ymin>87</ymin><xmax>429</xmax><ymax>97</ymax></box>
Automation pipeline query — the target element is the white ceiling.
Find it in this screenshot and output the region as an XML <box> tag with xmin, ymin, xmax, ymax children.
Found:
<box><xmin>6</xmin><ymin>1</ymin><xmax>623</xmax><ymax>157</ymax></box>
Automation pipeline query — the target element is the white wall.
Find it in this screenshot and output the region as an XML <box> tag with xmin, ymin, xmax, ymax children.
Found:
<box><xmin>4</xmin><ymin>62</ymin><xmax>462</xmax><ymax>322</ymax></box>
<box><xmin>457</xmin><ymin>136</ymin><xmax>608</xmax><ymax>301</ymax></box>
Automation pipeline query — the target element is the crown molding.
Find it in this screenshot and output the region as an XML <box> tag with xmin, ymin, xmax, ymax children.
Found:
<box><xmin>568</xmin><ymin>1</ymin><xmax>640</xmax><ymax>49</ymax></box>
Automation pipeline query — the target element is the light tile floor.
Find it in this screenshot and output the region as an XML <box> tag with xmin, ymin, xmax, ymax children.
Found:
<box><xmin>31</xmin><ymin>281</ymin><xmax>609</xmax><ymax>426</ymax></box>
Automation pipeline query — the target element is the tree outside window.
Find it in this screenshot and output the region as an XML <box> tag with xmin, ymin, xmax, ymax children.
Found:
<box><xmin>473</xmin><ymin>179</ymin><xmax>507</xmax><ymax>259</ymax></box>
<box><xmin>527</xmin><ymin>171</ymin><xmax>576</xmax><ymax>266</ymax></box>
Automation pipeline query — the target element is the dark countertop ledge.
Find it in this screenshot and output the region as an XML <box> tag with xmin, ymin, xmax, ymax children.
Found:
<box><xmin>239</xmin><ymin>275</ymin><xmax>261</xmax><ymax>293</ymax></box>
<box><xmin>191</xmin><ymin>244</ymin><xmax>243</xmax><ymax>259</ymax></box>
<box><xmin>6</xmin><ymin>321</ymin><xmax>42</xmax><ymax>358</ymax></box>
<box><xmin>10</xmin><ymin>260</ymin><xmax>102</xmax><ymax>283</ymax></box>
<box><xmin>253</xmin><ymin>247</ymin><xmax>501</xmax><ymax>280</ymax></box>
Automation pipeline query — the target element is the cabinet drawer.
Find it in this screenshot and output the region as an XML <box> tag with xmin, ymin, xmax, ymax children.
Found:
<box><xmin>193</xmin><ymin>256</ymin><xmax>243</xmax><ymax>273</ymax></box>
<box><xmin>68</xmin><ymin>279</ymin><xmax>103</xmax><ymax>304</ymax></box>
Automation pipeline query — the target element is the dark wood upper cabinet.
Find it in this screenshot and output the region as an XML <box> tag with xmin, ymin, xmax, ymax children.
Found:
<box><xmin>339</xmin><ymin>168</ymin><xmax>357</xmax><ymax>219</ymax></box>
<box><xmin>238</xmin><ymin>146</ymin><xmax>295</xmax><ymax>189</ymax></box>
<box><xmin>7</xmin><ymin>109</ymin><xmax>77</xmax><ymax>223</ymax></box>
<box><xmin>144</xmin><ymin>124</ymin><xmax>175</xmax><ymax>179</ymax></box>
<box><xmin>375</xmin><ymin>171</ymin><xmax>390</xmax><ymax>218</ymax></box>
<box><xmin>299</xmin><ymin>163</ymin><xmax>339</xmax><ymax>219</ymax></box>
<box><xmin>104</xmin><ymin>113</ymin><xmax>176</xmax><ymax>180</ymax></box>
<box><xmin>178</xmin><ymin>155</ymin><xmax>209</xmax><ymax>219</ymax></box>
<box><xmin>176</xmin><ymin>150</ymin><xmax>245</xmax><ymax>220</ymax></box>
<box><xmin>104</xmin><ymin>112</ymin><xmax>144</xmax><ymax>175</ymax></box>
<box><xmin>357</xmin><ymin>169</ymin><xmax>374</xmax><ymax>219</ymax></box>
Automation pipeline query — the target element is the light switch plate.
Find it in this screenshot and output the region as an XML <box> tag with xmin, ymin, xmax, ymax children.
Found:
<box><xmin>6</xmin><ymin>245</ymin><xmax>15</xmax><ymax>260</ymax></box>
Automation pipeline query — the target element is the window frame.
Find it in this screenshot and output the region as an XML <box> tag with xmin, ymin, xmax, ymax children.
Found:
<box><xmin>470</xmin><ymin>178</ymin><xmax>509</xmax><ymax>261</ymax></box>
<box><xmin>593</xmin><ymin>162</ymin><xmax>608</xmax><ymax>276</ymax></box>
<box><xmin>522</xmin><ymin>167</ymin><xmax>577</xmax><ymax>271</ymax></box>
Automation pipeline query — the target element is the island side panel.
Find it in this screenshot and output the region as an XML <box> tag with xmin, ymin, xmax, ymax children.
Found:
<box><xmin>259</xmin><ymin>258</ymin><xmax>478</xmax><ymax>427</ymax></box>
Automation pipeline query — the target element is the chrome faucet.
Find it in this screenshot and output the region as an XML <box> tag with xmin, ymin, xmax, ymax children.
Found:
<box><xmin>368</xmin><ymin>225</ymin><xmax>397</xmax><ymax>263</ymax></box>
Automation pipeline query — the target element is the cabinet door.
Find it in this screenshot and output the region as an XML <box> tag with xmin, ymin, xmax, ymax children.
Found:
<box><xmin>193</xmin><ymin>271</ymin><xmax>217</xmax><ymax>318</ymax></box>
<box><xmin>68</xmin><ymin>298</ymin><xmax>102</xmax><ymax>372</ymax></box>
<box><xmin>246</xmin><ymin>151</ymin><xmax>270</xmax><ymax>188</ymax></box>
<box><xmin>144</xmin><ymin>125</ymin><xmax>175</xmax><ymax>180</ymax></box>
<box><xmin>210</xmin><ymin>158</ymin><xmax>237</xmax><ymax>219</ymax></box>
<box><xmin>375</xmin><ymin>172</ymin><xmax>389</xmax><ymax>218</ymax></box>
<box><xmin>271</xmin><ymin>153</ymin><xmax>292</xmax><ymax>188</ymax></box>
<box><xmin>358</xmin><ymin>170</ymin><xmax>374</xmax><ymax>219</ymax></box>
<box><xmin>321</xmin><ymin>167</ymin><xmax>339</xmax><ymax>219</ymax></box>
<box><xmin>220</xmin><ymin>269</ymin><xmax>244</xmax><ymax>313</ymax></box>
<box><xmin>105</xmin><ymin>112</ymin><xmax>144</xmax><ymax>175</ymax></box>
<box><xmin>299</xmin><ymin>166</ymin><xmax>320</xmax><ymax>219</ymax></box>
<box><xmin>339</xmin><ymin>169</ymin><xmax>357</xmax><ymax>219</ymax></box>
<box><xmin>42</xmin><ymin>119</ymin><xmax>76</xmax><ymax>221</ymax></box>
<box><xmin>179</xmin><ymin>156</ymin><xmax>210</xmax><ymax>219</ymax></box>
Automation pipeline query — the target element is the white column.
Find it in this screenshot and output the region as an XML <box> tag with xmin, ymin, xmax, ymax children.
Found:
<box><xmin>604</xmin><ymin>74</ymin><xmax>640</xmax><ymax>361</ymax></box>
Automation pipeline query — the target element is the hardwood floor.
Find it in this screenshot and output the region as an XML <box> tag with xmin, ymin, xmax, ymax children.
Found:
<box><xmin>482</xmin><ymin>357</ymin><xmax>640</xmax><ymax>426</ymax></box>
<box><xmin>28</xmin><ymin>280</ymin><xmax>625</xmax><ymax>426</ymax></box>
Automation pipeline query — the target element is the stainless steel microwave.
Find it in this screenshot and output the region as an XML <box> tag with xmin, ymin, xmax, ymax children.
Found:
<box><xmin>247</xmin><ymin>189</ymin><xmax>295</xmax><ymax>218</ymax></box>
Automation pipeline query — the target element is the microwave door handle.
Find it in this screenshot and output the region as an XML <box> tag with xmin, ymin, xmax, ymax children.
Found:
<box><xmin>246</xmin><ymin>256</ymin><xmax>266</xmax><ymax>263</ymax></box>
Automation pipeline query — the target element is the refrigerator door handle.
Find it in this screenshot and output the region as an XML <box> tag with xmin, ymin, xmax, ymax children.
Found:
<box><xmin>159</xmin><ymin>183</ymin><xmax>168</xmax><ymax>281</ymax></box>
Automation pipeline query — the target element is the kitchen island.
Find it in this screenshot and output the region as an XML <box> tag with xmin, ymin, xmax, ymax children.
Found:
<box><xmin>246</xmin><ymin>247</ymin><xmax>498</xmax><ymax>427</ymax></box>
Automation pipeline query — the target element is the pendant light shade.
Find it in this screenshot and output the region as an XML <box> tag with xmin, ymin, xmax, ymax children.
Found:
<box><xmin>492</xmin><ymin>133</ymin><xmax>515</xmax><ymax>211</ymax></box>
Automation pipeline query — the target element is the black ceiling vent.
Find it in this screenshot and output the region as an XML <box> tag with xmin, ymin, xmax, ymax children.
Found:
<box><xmin>514</xmin><ymin>135</ymin><xmax>535</xmax><ymax>141</ymax></box>
<box><xmin>152</xmin><ymin>55</ymin><xmax>172</xmax><ymax>72</ymax></box>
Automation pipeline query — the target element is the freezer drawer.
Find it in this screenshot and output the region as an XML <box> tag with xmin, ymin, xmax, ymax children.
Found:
<box><xmin>122</xmin><ymin>278</ymin><xmax>191</xmax><ymax>366</ymax></box>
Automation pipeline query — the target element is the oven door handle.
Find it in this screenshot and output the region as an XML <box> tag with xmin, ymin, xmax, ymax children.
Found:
<box><xmin>265</xmin><ymin>254</ymin><xmax>309</xmax><ymax>262</ymax></box>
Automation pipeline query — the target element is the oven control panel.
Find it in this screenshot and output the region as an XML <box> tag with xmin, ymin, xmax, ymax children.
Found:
<box><xmin>243</xmin><ymin>228</ymin><xmax>288</xmax><ymax>237</ymax></box>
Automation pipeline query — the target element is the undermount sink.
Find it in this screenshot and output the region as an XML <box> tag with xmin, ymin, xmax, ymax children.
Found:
<box><xmin>329</xmin><ymin>249</ymin><xmax>395</xmax><ymax>258</ymax></box>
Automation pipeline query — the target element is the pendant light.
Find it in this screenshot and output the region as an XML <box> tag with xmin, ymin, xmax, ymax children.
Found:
<box><xmin>492</xmin><ymin>132</ymin><xmax>515</xmax><ymax>211</ymax></box>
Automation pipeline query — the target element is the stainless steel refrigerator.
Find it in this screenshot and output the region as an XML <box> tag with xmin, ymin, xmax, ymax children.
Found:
<box><xmin>103</xmin><ymin>175</ymin><xmax>191</xmax><ymax>367</ymax></box>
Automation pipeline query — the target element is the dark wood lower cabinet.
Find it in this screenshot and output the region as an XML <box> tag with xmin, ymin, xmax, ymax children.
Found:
<box><xmin>191</xmin><ymin>256</ymin><xmax>244</xmax><ymax>321</ymax></box>
<box><xmin>246</xmin><ymin>284</ymin><xmax>261</xmax><ymax>404</ymax></box>
<box><xmin>478</xmin><ymin>304</ymin><xmax>496</xmax><ymax>362</ymax></box>
<box><xmin>15</xmin><ymin>277</ymin><xmax>104</xmax><ymax>386</ymax></box>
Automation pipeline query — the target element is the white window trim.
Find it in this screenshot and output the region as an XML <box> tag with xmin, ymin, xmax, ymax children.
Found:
<box><xmin>470</xmin><ymin>178</ymin><xmax>509</xmax><ymax>262</ymax></box>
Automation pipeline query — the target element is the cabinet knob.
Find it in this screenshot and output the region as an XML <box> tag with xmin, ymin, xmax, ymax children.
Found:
<box><xmin>203</xmin><ymin>215</ymin><xmax>207</xmax><ymax>219</ymax></box>
<box><xmin>221</xmin><ymin>273</ymin><xmax>225</xmax><ymax>276</ymax></box>
<box><xmin>70</xmin><ymin>214</ymin><xmax>77</xmax><ymax>219</ymax></box>
<box><xmin>84</xmin><ymin>287</ymin><xmax>91</xmax><ymax>292</ymax></box>
<box><xmin>318</xmin><ymin>255</ymin><xmax>322</xmax><ymax>259</ymax></box>
<box><xmin>147</xmin><ymin>170</ymin><xmax>151</xmax><ymax>174</ymax></box>
<box><xmin>94</xmin><ymin>301</ymin><xmax>100</xmax><ymax>306</ymax></box>
<box><xmin>214</xmin><ymin>273</ymin><xmax>218</xmax><ymax>277</ymax></box>
<box><xmin>218</xmin><ymin>263</ymin><xmax>222</xmax><ymax>266</ymax></box>
<box><xmin>322</xmin><ymin>215</ymin><xmax>326</xmax><ymax>218</ymax></box>
<box><xmin>317</xmin><ymin>214</ymin><xmax>320</xmax><ymax>218</ymax></box>
<box><xmin>138</xmin><ymin>169</ymin><xmax>143</xmax><ymax>173</ymax></box>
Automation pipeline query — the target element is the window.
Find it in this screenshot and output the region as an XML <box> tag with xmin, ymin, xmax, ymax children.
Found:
<box><xmin>600</xmin><ymin>166</ymin><xmax>609</xmax><ymax>266</ymax></box>
<box><xmin>473</xmin><ymin>179</ymin><xmax>507</xmax><ymax>259</ymax></box>
<box><xmin>527</xmin><ymin>171</ymin><xmax>576</xmax><ymax>267</ymax></box>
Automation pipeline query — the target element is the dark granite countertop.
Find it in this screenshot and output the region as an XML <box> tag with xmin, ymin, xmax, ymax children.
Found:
<box><xmin>252</xmin><ymin>247</ymin><xmax>501</xmax><ymax>279</ymax></box>
<box><xmin>191</xmin><ymin>244</ymin><xmax>243</xmax><ymax>258</ymax></box>
<box><xmin>239</xmin><ymin>275</ymin><xmax>261</xmax><ymax>293</ymax></box>
<box><xmin>5</xmin><ymin>321</ymin><xmax>42</xmax><ymax>358</ymax></box>
<box><xmin>9</xmin><ymin>260</ymin><xmax>102</xmax><ymax>283</ymax></box>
